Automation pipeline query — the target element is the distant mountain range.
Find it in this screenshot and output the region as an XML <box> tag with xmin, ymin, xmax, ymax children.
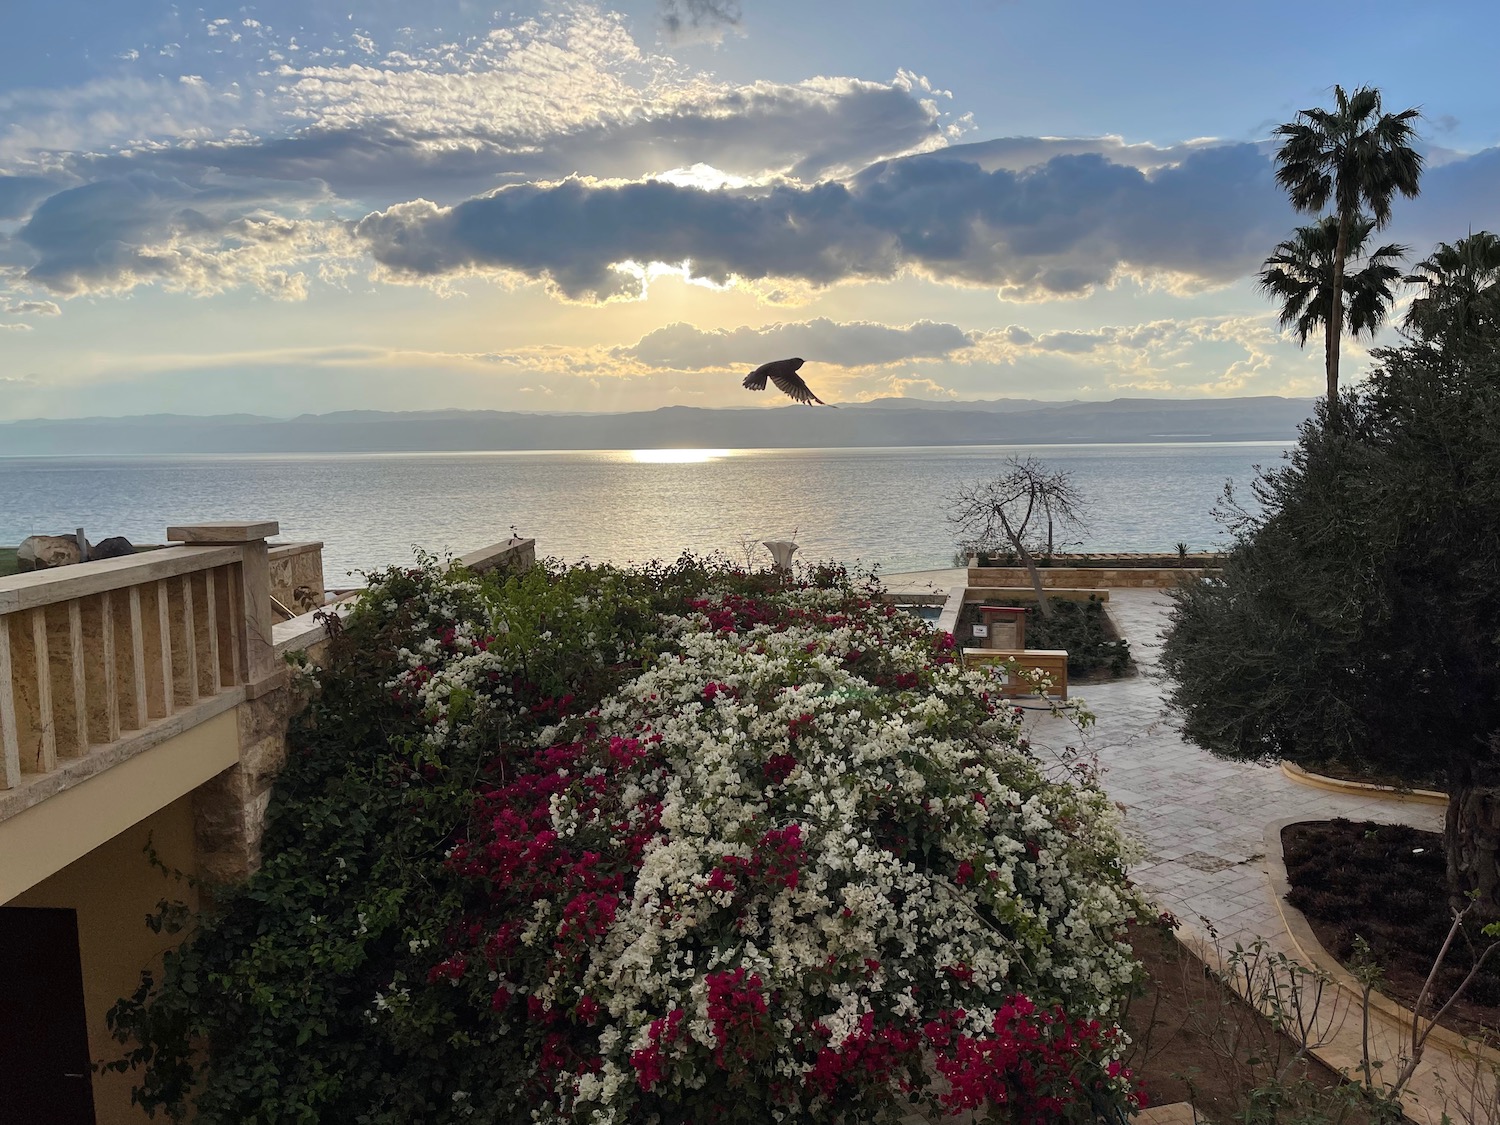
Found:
<box><xmin>0</xmin><ymin>397</ymin><xmax>1313</xmax><ymax>455</ymax></box>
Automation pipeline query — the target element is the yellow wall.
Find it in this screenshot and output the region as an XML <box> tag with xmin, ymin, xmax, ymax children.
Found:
<box><xmin>10</xmin><ymin>794</ymin><xmax>201</xmax><ymax>1124</ymax></box>
<box><xmin>0</xmin><ymin>706</ymin><xmax>238</xmax><ymax>904</ymax></box>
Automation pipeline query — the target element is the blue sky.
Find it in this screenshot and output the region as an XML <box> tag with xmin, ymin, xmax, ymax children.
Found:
<box><xmin>1</xmin><ymin>0</ymin><xmax>1498</xmax><ymax>419</ymax></box>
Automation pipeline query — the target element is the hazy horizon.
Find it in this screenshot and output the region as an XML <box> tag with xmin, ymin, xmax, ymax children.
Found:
<box><xmin>0</xmin><ymin>392</ymin><xmax>1320</xmax><ymax>426</ymax></box>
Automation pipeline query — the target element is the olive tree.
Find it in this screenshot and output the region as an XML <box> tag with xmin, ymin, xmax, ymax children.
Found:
<box><xmin>947</xmin><ymin>456</ymin><xmax>1086</xmax><ymax>619</ymax></box>
<box><xmin>1161</xmin><ymin>325</ymin><xmax>1500</xmax><ymax>913</ymax></box>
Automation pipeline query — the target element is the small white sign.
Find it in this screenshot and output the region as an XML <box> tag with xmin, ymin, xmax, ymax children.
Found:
<box><xmin>972</xmin><ymin>624</ymin><xmax>989</xmax><ymax>638</ymax></box>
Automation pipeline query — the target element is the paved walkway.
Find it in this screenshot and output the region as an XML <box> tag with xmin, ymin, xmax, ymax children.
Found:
<box><xmin>1030</xmin><ymin>589</ymin><xmax>1442</xmax><ymax>950</ymax></box>
<box><xmin>881</xmin><ymin>573</ymin><xmax>1474</xmax><ymax>1124</ymax></box>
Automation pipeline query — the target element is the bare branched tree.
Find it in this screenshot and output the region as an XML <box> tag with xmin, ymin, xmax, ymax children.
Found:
<box><xmin>947</xmin><ymin>457</ymin><xmax>1087</xmax><ymax>619</ymax></box>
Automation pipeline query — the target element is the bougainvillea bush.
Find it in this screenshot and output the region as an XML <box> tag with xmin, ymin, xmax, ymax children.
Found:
<box><xmin>109</xmin><ymin>555</ymin><xmax>1146</xmax><ymax>1125</ymax></box>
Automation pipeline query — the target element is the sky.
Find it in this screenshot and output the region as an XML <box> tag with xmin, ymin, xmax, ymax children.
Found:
<box><xmin>1</xmin><ymin>0</ymin><xmax>1498</xmax><ymax>420</ymax></box>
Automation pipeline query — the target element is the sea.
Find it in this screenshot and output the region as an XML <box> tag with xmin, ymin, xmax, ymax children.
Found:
<box><xmin>0</xmin><ymin>443</ymin><xmax>1289</xmax><ymax>582</ymax></box>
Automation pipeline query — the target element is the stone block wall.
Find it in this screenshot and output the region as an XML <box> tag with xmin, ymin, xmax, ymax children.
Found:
<box><xmin>268</xmin><ymin>541</ymin><xmax>325</xmax><ymax>612</ymax></box>
<box><xmin>968</xmin><ymin>566</ymin><xmax>1216</xmax><ymax>589</ymax></box>
<box><xmin>192</xmin><ymin>687</ymin><xmax>291</xmax><ymax>885</ymax></box>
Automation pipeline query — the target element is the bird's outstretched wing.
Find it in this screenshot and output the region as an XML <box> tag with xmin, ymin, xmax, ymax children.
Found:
<box><xmin>742</xmin><ymin>357</ymin><xmax>834</xmax><ymax>406</ymax></box>
<box><xmin>770</xmin><ymin>371</ymin><xmax>827</xmax><ymax>406</ymax></box>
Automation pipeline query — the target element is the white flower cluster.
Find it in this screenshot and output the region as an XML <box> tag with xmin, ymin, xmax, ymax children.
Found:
<box><xmin>386</xmin><ymin>610</ymin><xmax>518</xmax><ymax>751</ymax></box>
<box><xmin>531</xmin><ymin>592</ymin><xmax>1146</xmax><ymax>1119</ymax></box>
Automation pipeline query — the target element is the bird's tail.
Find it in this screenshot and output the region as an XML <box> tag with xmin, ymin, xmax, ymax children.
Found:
<box><xmin>743</xmin><ymin>372</ymin><xmax>767</xmax><ymax>391</ymax></box>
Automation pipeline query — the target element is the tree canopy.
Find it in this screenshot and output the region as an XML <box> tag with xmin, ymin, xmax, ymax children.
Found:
<box><xmin>1258</xmin><ymin>214</ymin><xmax>1404</xmax><ymax>347</ymax></box>
<box><xmin>1161</xmin><ymin>318</ymin><xmax>1500</xmax><ymax>908</ymax></box>
<box><xmin>948</xmin><ymin>456</ymin><xmax>1087</xmax><ymax>618</ymax></box>
<box><xmin>1405</xmin><ymin>230</ymin><xmax>1500</xmax><ymax>347</ymax></box>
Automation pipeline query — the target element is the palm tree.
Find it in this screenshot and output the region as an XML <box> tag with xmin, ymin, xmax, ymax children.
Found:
<box><xmin>1404</xmin><ymin>231</ymin><xmax>1500</xmax><ymax>345</ymax></box>
<box><xmin>1273</xmin><ymin>85</ymin><xmax>1422</xmax><ymax>417</ymax></box>
<box><xmin>1259</xmin><ymin>216</ymin><xmax>1406</xmax><ymax>362</ymax></box>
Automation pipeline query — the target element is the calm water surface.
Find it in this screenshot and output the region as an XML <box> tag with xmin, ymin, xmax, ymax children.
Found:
<box><xmin>0</xmin><ymin>444</ymin><xmax>1288</xmax><ymax>580</ymax></box>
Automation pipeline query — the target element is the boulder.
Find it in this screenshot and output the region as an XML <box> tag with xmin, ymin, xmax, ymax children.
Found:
<box><xmin>90</xmin><ymin>536</ymin><xmax>135</xmax><ymax>561</ymax></box>
<box><xmin>17</xmin><ymin>535</ymin><xmax>83</xmax><ymax>571</ymax></box>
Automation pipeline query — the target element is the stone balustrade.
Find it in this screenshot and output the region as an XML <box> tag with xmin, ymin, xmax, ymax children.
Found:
<box><xmin>0</xmin><ymin>521</ymin><xmax>279</xmax><ymax>805</ymax></box>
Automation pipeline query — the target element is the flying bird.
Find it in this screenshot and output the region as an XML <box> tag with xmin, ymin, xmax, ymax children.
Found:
<box><xmin>742</xmin><ymin>357</ymin><xmax>834</xmax><ymax>406</ymax></box>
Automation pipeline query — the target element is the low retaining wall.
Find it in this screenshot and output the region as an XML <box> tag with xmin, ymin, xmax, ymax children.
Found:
<box><xmin>969</xmin><ymin>566</ymin><xmax>1214</xmax><ymax>589</ymax></box>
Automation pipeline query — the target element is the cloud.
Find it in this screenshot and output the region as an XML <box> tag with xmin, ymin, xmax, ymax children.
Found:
<box><xmin>3</xmin><ymin>5</ymin><xmax>1496</xmax><ymax>320</ymax></box>
<box><xmin>3</xmin><ymin>299</ymin><xmax>61</xmax><ymax>315</ymax></box>
<box><xmin>931</xmin><ymin>134</ymin><xmax>1235</xmax><ymax>174</ymax></box>
<box><xmin>13</xmin><ymin>171</ymin><xmax>341</xmax><ymax>297</ymax></box>
<box><xmin>354</xmin><ymin>143</ymin><xmax>1294</xmax><ymax>301</ymax></box>
<box><xmin>621</xmin><ymin>318</ymin><xmax>974</xmax><ymax>368</ymax></box>
<box><xmin>117</xmin><ymin>75</ymin><xmax>949</xmax><ymax>206</ymax></box>
<box><xmin>0</xmin><ymin>175</ymin><xmax>60</xmax><ymax>220</ymax></box>
<box><xmin>860</xmin><ymin>375</ymin><xmax>957</xmax><ymax>401</ymax></box>
<box><xmin>659</xmin><ymin>0</ymin><xmax>742</xmax><ymax>43</ymax></box>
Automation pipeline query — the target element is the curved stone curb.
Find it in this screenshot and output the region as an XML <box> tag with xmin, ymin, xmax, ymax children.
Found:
<box><xmin>1263</xmin><ymin>816</ymin><xmax>1500</xmax><ymax>1069</ymax></box>
<box><xmin>1279</xmin><ymin>761</ymin><xmax>1447</xmax><ymax>807</ymax></box>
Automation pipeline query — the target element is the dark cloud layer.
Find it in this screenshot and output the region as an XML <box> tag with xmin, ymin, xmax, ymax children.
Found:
<box><xmin>622</xmin><ymin>318</ymin><xmax>973</xmax><ymax>368</ymax></box>
<box><xmin>0</xmin><ymin>175</ymin><xmax>59</xmax><ymax>220</ymax></box>
<box><xmin>15</xmin><ymin>171</ymin><xmax>323</xmax><ymax>295</ymax></box>
<box><xmin>355</xmin><ymin>143</ymin><xmax>1294</xmax><ymax>300</ymax></box>
<box><xmin>660</xmin><ymin>0</ymin><xmax>742</xmax><ymax>41</ymax></box>
<box><xmin>90</xmin><ymin>79</ymin><xmax>944</xmax><ymax>205</ymax></box>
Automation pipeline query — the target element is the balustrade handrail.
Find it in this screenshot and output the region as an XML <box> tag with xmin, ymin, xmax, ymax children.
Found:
<box><xmin>0</xmin><ymin>545</ymin><xmax>243</xmax><ymax>615</ymax></box>
<box><xmin>1</xmin><ymin>538</ymin><xmax>266</xmax><ymax>795</ymax></box>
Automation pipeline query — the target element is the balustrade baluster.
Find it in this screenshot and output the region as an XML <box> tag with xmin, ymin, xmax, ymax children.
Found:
<box><xmin>125</xmin><ymin>587</ymin><xmax>147</xmax><ymax>730</ymax></box>
<box><xmin>198</xmin><ymin>569</ymin><xmax>220</xmax><ymax>694</ymax></box>
<box><xmin>154</xmin><ymin>578</ymin><xmax>174</xmax><ymax>717</ymax></box>
<box><xmin>28</xmin><ymin>608</ymin><xmax>56</xmax><ymax>772</ymax></box>
<box><xmin>0</xmin><ymin>619</ymin><xmax>18</xmax><ymax>788</ymax></box>
<box><xmin>67</xmin><ymin>601</ymin><xmax>88</xmax><ymax>757</ymax></box>
<box><xmin>97</xmin><ymin>591</ymin><xmax>120</xmax><ymax>743</ymax></box>
<box><xmin>175</xmin><ymin>575</ymin><xmax>199</xmax><ymax>707</ymax></box>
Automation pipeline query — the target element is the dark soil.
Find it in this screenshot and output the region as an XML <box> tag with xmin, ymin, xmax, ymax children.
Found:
<box><xmin>1123</xmin><ymin>919</ymin><xmax>1366</xmax><ymax>1122</ymax></box>
<box><xmin>1301</xmin><ymin>759</ymin><xmax>1447</xmax><ymax>795</ymax></box>
<box><xmin>1283</xmin><ymin>819</ymin><xmax>1500</xmax><ymax>1041</ymax></box>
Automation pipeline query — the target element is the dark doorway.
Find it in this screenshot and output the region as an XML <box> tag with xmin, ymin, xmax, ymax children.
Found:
<box><xmin>0</xmin><ymin>907</ymin><xmax>97</xmax><ymax>1124</ymax></box>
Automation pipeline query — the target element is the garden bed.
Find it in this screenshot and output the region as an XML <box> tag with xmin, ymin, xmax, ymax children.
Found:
<box><xmin>1124</xmin><ymin>921</ymin><xmax>1370</xmax><ymax>1124</ymax></box>
<box><xmin>1295</xmin><ymin>758</ymin><xmax>1447</xmax><ymax>795</ymax></box>
<box><xmin>1283</xmin><ymin>819</ymin><xmax>1500</xmax><ymax>1041</ymax></box>
<box><xmin>958</xmin><ymin>596</ymin><xmax>1132</xmax><ymax>680</ymax></box>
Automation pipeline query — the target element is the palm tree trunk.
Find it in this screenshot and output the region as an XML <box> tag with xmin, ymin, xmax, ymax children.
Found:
<box><xmin>1327</xmin><ymin>209</ymin><xmax>1350</xmax><ymax>423</ymax></box>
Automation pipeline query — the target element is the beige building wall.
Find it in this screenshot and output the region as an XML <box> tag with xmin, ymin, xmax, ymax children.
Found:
<box><xmin>10</xmin><ymin>795</ymin><xmax>201</xmax><ymax>1124</ymax></box>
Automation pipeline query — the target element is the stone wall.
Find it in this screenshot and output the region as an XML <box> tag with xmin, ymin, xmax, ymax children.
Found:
<box><xmin>968</xmin><ymin>566</ymin><xmax>1216</xmax><ymax>589</ymax></box>
<box><xmin>268</xmin><ymin>541</ymin><xmax>325</xmax><ymax>613</ymax></box>
<box><xmin>192</xmin><ymin>686</ymin><xmax>291</xmax><ymax>885</ymax></box>
<box><xmin>459</xmin><ymin>536</ymin><xmax>536</xmax><ymax>575</ymax></box>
